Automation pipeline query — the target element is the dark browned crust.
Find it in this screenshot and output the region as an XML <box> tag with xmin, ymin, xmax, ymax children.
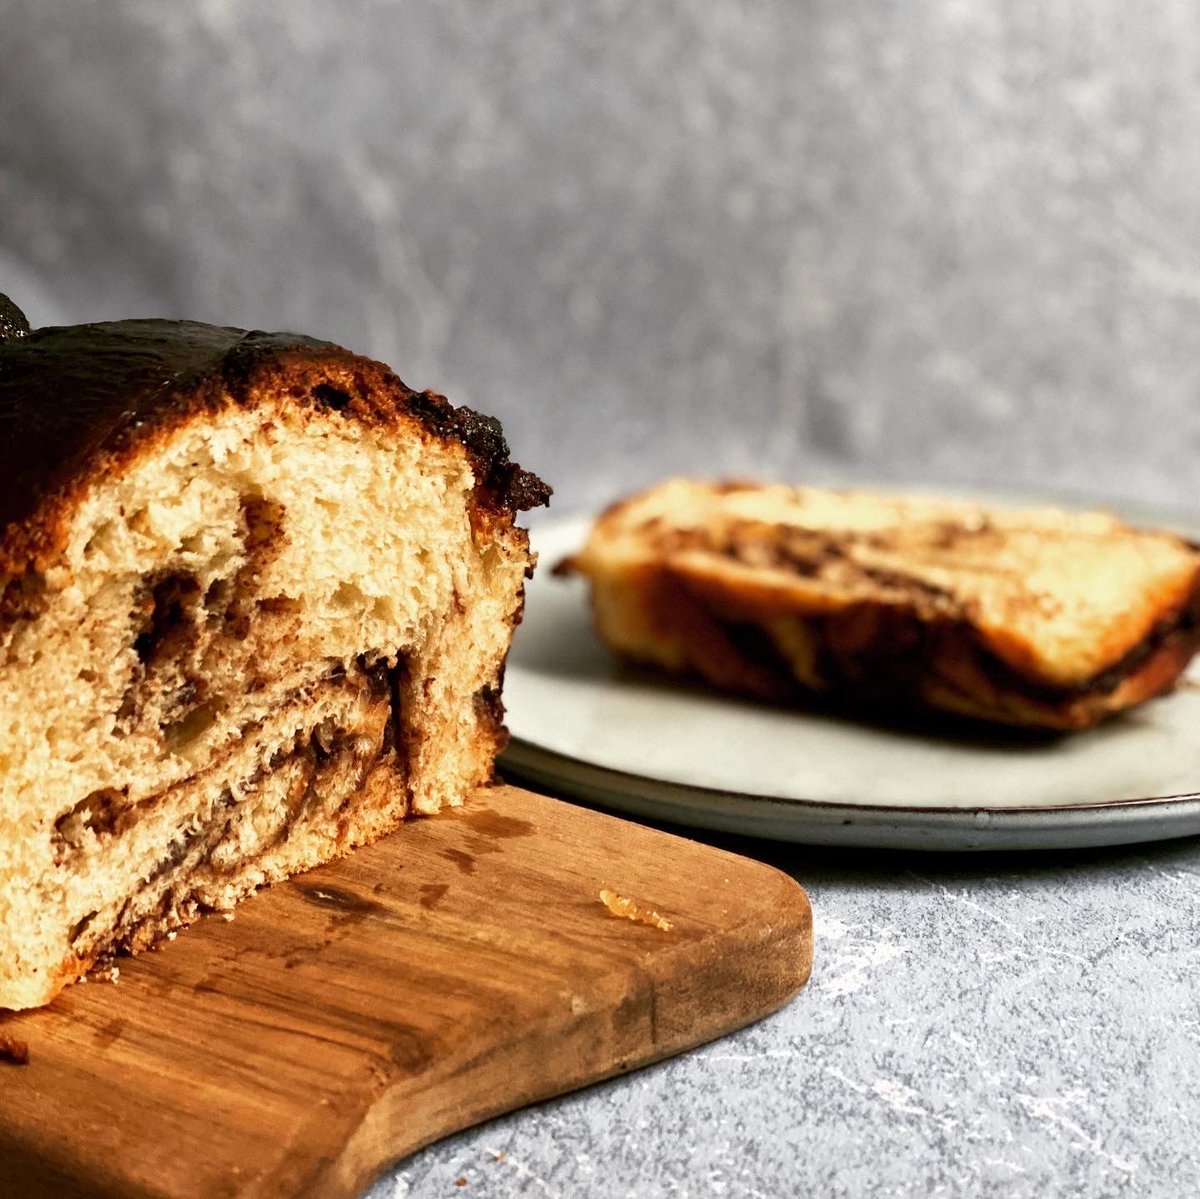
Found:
<box><xmin>0</xmin><ymin>294</ymin><xmax>30</xmax><ymax>342</ymax></box>
<box><xmin>0</xmin><ymin>309</ymin><xmax>550</xmax><ymax>578</ymax></box>
<box><xmin>403</xmin><ymin>389</ymin><xmax>551</xmax><ymax>513</ymax></box>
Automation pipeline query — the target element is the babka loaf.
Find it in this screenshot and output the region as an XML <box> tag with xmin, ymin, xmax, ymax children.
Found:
<box><xmin>559</xmin><ymin>477</ymin><xmax>1200</xmax><ymax>730</ymax></box>
<box><xmin>0</xmin><ymin>296</ymin><xmax>548</xmax><ymax>1010</ymax></box>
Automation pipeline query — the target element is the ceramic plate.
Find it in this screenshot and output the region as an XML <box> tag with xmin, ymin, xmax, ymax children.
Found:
<box><xmin>499</xmin><ymin>506</ymin><xmax>1200</xmax><ymax>851</ymax></box>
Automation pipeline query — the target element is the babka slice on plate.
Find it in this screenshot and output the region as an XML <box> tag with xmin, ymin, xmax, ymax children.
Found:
<box><xmin>0</xmin><ymin>296</ymin><xmax>548</xmax><ymax>1010</ymax></box>
<box><xmin>559</xmin><ymin>477</ymin><xmax>1200</xmax><ymax>731</ymax></box>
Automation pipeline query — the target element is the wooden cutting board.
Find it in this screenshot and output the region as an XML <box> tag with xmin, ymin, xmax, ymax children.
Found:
<box><xmin>0</xmin><ymin>785</ymin><xmax>812</xmax><ymax>1199</ymax></box>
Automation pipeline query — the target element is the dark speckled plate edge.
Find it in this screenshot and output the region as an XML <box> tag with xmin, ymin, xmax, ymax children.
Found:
<box><xmin>499</xmin><ymin>738</ymin><xmax>1200</xmax><ymax>851</ymax></box>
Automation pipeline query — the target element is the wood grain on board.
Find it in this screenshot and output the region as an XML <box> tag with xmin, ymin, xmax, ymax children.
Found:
<box><xmin>0</xmin><ymin>785</ymin><xmax>813</xmax><ymax>1199</ymax></box>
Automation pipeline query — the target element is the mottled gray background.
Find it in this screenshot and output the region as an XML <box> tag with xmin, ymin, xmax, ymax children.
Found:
<box><xmin>3</xmin><ymin>1</ymin><xmax>1200</xmax><ymax>514</ymax></box>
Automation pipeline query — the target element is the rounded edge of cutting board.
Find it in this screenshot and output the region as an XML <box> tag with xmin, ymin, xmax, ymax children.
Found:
<box><xmin>0</xmin><ymin>785</ymin><xmax>815</xmax><ymax>1199</ymax></box>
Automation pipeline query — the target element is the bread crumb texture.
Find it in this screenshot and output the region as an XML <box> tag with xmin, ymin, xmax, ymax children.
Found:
<box><xmin>0</xmin><ymin>372</ymin><xmax>537</xmax><ymax>1010</ymax></box>
<box><xmin>599</xmin><ymin>888</ymin><xmax>674</xmax><ymax>932</ymax></box>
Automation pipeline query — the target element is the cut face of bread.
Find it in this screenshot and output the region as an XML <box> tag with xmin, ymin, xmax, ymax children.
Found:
<box><xmin>0</xmin><ymin>313</ymin><xmax>548</xmax><ymax>1010</ymax></box>
<box><xmin>561</xmin><ymin>478</ymin><xmax>1200</xmax><ymax>730</ymax></box>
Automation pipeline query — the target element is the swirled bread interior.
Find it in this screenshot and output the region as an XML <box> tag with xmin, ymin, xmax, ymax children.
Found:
<box><xmin>561</xmin><ymin>478</ymin><xmax>1200</xmax><ymax>730</ymax></box>
<box><xmin>0</xmin><ymin>317</ymin><xmax>547</xmax><ymax>1009</ymax></box>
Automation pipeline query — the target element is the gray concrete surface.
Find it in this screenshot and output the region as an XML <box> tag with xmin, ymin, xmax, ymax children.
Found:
<box><xmin>5</xmin><ymin>4</ymin><xmax>1200</xmax><ymax>1195</ymax></box>
<box><xmin>366</xmin><ymin>831</ymin><xmax>1200</xmax><ymax>1198</ymax></box>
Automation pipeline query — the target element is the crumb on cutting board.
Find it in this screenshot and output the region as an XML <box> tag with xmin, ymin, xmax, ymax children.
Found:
<box><xmin>599</xmin><ymin>888</ymin><xmax>673</xmax><ymax>932</ymax></box>
<box><xmin>83</xmin><ymin>962</ymin><xmax>121</xmax><ymax>984</ymax></box>
<box><xmin>0</xmin><ymin>1033</ymin><xmax>30</xmax><ymax>1066</ymax></box>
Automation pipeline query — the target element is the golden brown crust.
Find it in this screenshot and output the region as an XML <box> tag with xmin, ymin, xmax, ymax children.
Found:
<box><xmin>563</xmin><ymin>478</ymin><xmax>1200</xmax><ymax>730</ymax></box>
